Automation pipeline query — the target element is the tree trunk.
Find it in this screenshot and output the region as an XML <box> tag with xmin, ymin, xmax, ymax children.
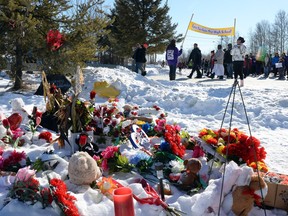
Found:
<box><xmin>14</xmin><ymin>38</ymin><xmax>23</xmax><ymax>90</ymax></box>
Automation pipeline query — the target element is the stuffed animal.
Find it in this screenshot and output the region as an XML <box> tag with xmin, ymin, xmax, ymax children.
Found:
<box><xmin>230</xmin><ymin>174</ymin><xmax>268</xmax><ymax>216</ymax></box>
<box><xmin>178</xmin><ymin>158</ymin><xmax>202</xmax><ymax>190</ymax></box>
<box><xmin>68</xmin><ymin>151</ymin><xmax>101</xmax><ymax>185</ymax></box>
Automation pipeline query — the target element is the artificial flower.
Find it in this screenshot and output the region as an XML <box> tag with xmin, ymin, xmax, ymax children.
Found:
<box><xmin>90</xmin><ymin>90</ymin><xmax>96</xmax><ymax>100</ymax></box>
<box><xmin>2</xmin><ymin>118</ymin><xmax>10</xmax><ymax>129</ymax></box>
<box><xmin>101</xmin><ymin>146</ymin><xmax>119</xmax><ymax>159</ymax></box>
<box><xmin>38</xmin><ymin>131</ymin><xmax>53</xmax><ymax>142</ymax></box>
<box><xmin>16</xmin><ymin>166</ymin><xmax>36</xmax><ymax>181</ymax></box>
<box><xmin>97</xmin><ymin>177</ymin><xmax>118</xmax><ymax>199</ymax></box>
<box><xmin>78</xmin><ymin>133</ymin><xmax>88</xmax><ymax>147</ymax></box>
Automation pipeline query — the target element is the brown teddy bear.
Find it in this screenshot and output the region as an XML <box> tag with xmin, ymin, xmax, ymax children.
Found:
<box><xmin>231</xmin><ymin>174</ymin><xmax>268</xmax><ymax>216</ymax></box>
<box><xmin>178</xmin><ymin>158</ymin><xmax>202</xmax><ymax>190</ymax></box>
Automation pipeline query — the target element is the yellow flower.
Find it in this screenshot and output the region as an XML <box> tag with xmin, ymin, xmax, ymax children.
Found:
<box><xmin>216</xmin><ymin>145</ymin><xmax>225</xmax><ymax>155</ymax></box>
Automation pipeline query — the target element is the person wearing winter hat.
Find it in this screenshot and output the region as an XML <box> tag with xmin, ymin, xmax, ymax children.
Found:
<box><xmin>166</xmin><ymin>39</ymin><xmax>182</xmax><ymax>80</ymax></box>
<box><xmin>231</xmin><ymin>37</ymin><xmax>246</xmax><ymax>87</ymax></box>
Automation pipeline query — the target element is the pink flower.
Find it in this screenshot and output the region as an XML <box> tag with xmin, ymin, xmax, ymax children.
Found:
<box><xmin>101</xmin><ymin>159</ymin><xmax>108</xmax><ymax>171</ymax></box>
<box><xmin>16</xmin><ymin>166</ymin><xmax>36</xmax><ymax>182</ymax></box>
<box><xmin>101</xmin><ymin>146</ymin><xmax>119</xmax><ymax>159</ymax></box>
<box><xmin>174</xmin><ymin>125</ymin><xmax>181</xmax><ymax>133</ymax></box>
<box><xmin>93</xmin><ymin>155</ymin><xmax>100</xmax><ymax>161</ymax></box>
<box><xmin>36</xmin><ymin>116</ymin><xmax>41</xmax><ymax>126</ymax></box>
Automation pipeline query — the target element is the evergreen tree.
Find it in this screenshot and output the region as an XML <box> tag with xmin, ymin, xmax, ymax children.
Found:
<box><xmin>110</xmin><ymin>0</ymin><xmax>182</xmax><ymax>58</ymax></box>
<box><xmin>0</xmin><ymin>0</ymin><xmax>111</xmax><ymax>90</ymax></box>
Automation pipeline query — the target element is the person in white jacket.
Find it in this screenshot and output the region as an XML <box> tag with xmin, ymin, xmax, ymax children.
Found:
<box><xmin>231</xmin><ymin>37</ymin><xmax>246</xmax><ymax>87</ymax></box>
<box><xmin>211</xmin><ymin>44</ymin><xmax>225</xmax><ymax>79</ymax></box>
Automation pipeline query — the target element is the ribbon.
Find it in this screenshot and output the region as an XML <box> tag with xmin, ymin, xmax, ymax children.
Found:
<box><xmin>242</xmin><ymin>187</ymin><xmax>262</xmax><ymax>206</ymax></box>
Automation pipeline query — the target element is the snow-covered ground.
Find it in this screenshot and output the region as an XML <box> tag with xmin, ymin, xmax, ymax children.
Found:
<box><xmin>0</xmin><ymin>65</ymin><xmax>287</xmax><ymax>215</ymax></box>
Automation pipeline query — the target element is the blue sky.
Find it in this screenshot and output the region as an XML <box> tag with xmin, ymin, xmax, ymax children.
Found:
<box><xmin>103</xmin><ymin>0</ymin><xmax>287</xmax><ymax>55</ymax></box>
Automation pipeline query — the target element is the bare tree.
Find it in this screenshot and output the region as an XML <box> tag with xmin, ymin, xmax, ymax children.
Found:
<box><xmin>273</xmin><ymin>10</ymin><xmax>288</xmax><ymax>54</ymax></box>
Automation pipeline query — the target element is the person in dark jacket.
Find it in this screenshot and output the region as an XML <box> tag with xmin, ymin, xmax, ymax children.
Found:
<box><xmin>133</xmin><ymin>43</ymin><xmax>148</xmax><ymax>76</ymax></box>
<box><xmin>166</xmin><ymin>39</ymin><xmax>182</xmax><ymax>80</ymax></box>
<box><xmin>224</xmin><ymin>43</ymin><xmax>233</xmax><ymax>78</ymax></box>
<box><xmin>187</xmin><ymin>43</ymin><xmax>202</xmax><ymax>78</ymax></box>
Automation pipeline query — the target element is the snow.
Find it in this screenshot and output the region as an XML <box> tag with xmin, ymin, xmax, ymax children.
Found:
<box><xmin>0</xmin><ymin>66</ymin><xmax>288</xmax><ymax>215</ymax></box>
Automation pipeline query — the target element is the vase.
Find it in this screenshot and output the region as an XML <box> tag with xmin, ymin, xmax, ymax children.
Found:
<box><xmin>94</xmin><ymin>135</ymin><xmax>113</xmax><ymax>148</ymax></box>
<box><xmin>113</xmin><ymin>187</ymin><xmax>135</xmax><ymax>216</ymax></box>
<box><xmin>68</xmin><ymin>132</ymin><xmax>81</xmax><ymax>155</ymax></box>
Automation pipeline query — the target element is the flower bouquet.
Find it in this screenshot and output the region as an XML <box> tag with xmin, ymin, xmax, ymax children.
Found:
<box><xmin>9</xmin><ymin>166</ymin><xmax>80</xmax><ymax>216</ymax></box>
<box><xmin>0</xmin><ymin>149</ymin><xmax>27</xmax><ymax>172</ymax></box>
<box><xmin>91</xmin><ymin>103</ymin><xmax>122</xmax><ymax>147</ymax></box>
<box><xmin>96</xmin><ymin>146</ymin><xmax>133</xmax><ymax>174</ymax></box>
<box><xmin>153</xmin><ymin>124</ymin><xmax>186</xmax><ymax>162</ymax></box>
<box><xmin>198</xmin><ymin>128</ymin><xmax>268</xmax><ymax>172</ymax></box>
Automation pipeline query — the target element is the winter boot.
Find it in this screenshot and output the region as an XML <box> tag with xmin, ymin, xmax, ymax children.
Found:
<box><xmin>240</xmin><ymin>79</ymin><xmax>244</xmax><ymax>87</ymax></box>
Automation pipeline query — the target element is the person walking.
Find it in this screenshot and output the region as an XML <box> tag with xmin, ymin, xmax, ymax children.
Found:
<box><xmin>187</xmin><ymin>43</ymin><xmax>202</xmax><ymax>78</ymax></box>
<box><xmin>224</xmin><ymin>43</ymin><xmax>233</xmax><ymax>78</ymax></box>
<box><xmin>231</xmin><ymin>37</ymin><xmax>246</xmax><ymax>87</ymax></box>
<box><xmin>133</xmin><ymin>43</ymin><xmax>148</xmax><ymax>76</ymax></box>
<box><xmin>211</xmin><ymin>45</ymin><xmax>225</xmax><ymax>79</ymax></box>
<box><xmin>165</xmin><ymin>39</ymin><xmax>182</xmax><ymax>80</ymax></box>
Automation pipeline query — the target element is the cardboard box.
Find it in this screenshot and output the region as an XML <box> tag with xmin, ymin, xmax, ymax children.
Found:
<box><xmin>264</xmin><ymin>173</ymin><xmax>288</xmax><ymax>211</ymax></box>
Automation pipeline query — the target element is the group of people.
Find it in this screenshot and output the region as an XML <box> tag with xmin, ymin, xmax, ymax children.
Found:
<box><xmin>165</xmin><ymin>37</ymin><xmax>247</xmax><ymax>86</ymax></box>
<box><xmin>132</xmin><ymin>37</ymin><xmax>288</xmax><ymax>86</ymax></box>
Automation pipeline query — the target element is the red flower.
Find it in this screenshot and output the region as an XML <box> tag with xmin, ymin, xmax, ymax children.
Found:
<box><xmin>49</xmin><ymin>83</ymin><xmax>57</xmax><ymax>94</ymax></box>
<box><xmin>46</xmin><ymin>29</ymin><xmax>64</xmax><ymax>51</ymax></box>
<box><xmin>160</xmin><ymin>113</ymin><xmax>166</xmax><ymax>118</ymax></box>
<box><xmin>90</xmin><ymin>90</ymin><xmax>96</xmax><ymax>100</ymax></box>
<box><xmin>153</xmin><ymin>105</ymin><xmax>160</xmax><ymax>111</ymax></box>
<box><xmin>78</xmin><ymin>134</ymin><xmax>88</xmax><ymax>147</ymax></box>
<box><xmin>103</xmin><ymin>118</ymin><xmax>111</xmax><ymax>125</ymax></box>
<box><xmin>164</xmin><ymin>124</ymin><xmax>186</xmax><ymax>158</ymax></box>
<box><xmin>39</xmin><ymin>131</ymin><xmax>53</xmax><ymax>142</ymax></box>
<box><xmin>50</xmin><ymin>178</ymin><xmax>79</xmax><ymax>216</ymax></box>
<box><xmin>41</xmin><ymin>188</ymin><xmax>53</xmax><ymax>205</ymax></box>
<box><xmin>2</xmin><ymin>118</ymin><xmax>10</xmax><ymax>128</ymax></box>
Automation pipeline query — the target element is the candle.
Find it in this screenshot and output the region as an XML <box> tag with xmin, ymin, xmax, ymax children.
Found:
<box><xmin>113</xmin><ymin>187</ymin><xmax>135</xmax><ymax>216</ymax></box>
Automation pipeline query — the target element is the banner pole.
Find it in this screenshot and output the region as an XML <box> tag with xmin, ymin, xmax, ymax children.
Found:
<box><xmin>233</xmin><ymin>18</ymin><xmax>236</xmax><ymax>44</ymax></box>
<box><xmin>181</xmin><ymin>13</ymin><xmax>194</xmax><ymax>49</ymax></box>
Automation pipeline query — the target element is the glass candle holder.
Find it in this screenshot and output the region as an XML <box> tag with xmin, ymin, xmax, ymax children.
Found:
<box><xmin>113</xmin><ymin>187</ymin><xmax>135</xmax><ymax>216</ymax></box>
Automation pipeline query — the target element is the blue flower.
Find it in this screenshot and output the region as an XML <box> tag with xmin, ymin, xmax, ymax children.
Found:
<box><xmin>130</xmin><ymin>152</ymin><xmax>150</xmax><ymax>165</ymax></box>
<box><xmin>160</xmin><ymin>141</ymin><xmax>171</xmax><ymax>152</ymax></box>
<box><xmin>142</xmin><ymin>123</ymin><xmax>151</xmax><ymax>133</ymax></box>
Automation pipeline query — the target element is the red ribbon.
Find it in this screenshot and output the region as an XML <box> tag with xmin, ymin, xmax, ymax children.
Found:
<box><xmin>242</xmin><ymin>187</ymin><xmax>262</xmax><ymax>206</ymax></box>
<box><xmin>112</xmin><ymin>178</ymin><xmax>168</xmax><ymax>209</ymax></box>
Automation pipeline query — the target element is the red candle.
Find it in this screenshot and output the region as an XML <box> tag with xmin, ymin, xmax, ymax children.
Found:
<box><xmin>113</xmin><ymin>187</ymin><xmax>135</xmax><ymax>216</ymax></box>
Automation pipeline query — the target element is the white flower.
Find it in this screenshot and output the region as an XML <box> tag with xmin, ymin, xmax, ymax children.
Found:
<box><xmin>103</xmin><ymin>126</ymin><xmax>110</xmax><ymax>135</ymax></box>
<box><xmin>169</xmin><ymin>160</ymin><xmax>185</xmax><ymax>173</ymax></box>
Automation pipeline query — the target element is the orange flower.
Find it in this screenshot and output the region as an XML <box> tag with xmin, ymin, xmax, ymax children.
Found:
<box><xmin>97</xmin><ymin>177</ymin><xmax>118</xmax><ymax>199</ymax></box>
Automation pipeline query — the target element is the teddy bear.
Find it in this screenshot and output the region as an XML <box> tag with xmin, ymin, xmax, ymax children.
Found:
<box><xmin>68</xmin><ymin>151</ymin><xmax>101</xmax><ymax>185</ymax></box>
<box><xmin>230</xmin><ymin>174</ymin><xmax>268</xmax><ymax>216</ymax></box>
<box><xmin>178</xmin><ymin>158</ymin><xmax>202</xmax><ymax>190</ymax></box>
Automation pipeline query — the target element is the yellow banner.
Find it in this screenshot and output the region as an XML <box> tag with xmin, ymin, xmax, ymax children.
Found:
<box><xmin>188</xmin><ymin>21</ymin><xmax>235</xmax><ymax>36</ymax></box>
